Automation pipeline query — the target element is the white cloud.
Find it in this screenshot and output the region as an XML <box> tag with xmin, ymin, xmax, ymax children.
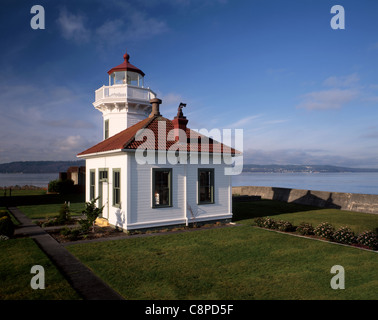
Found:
<box><xmin>56</xmin><ymin>8</ymin><xmax>91</xmax><ymax>43</ymax></box>
<box><xmin>297</xmin><ymin>89</ymin><xmax>358</xmax><ymax>110</ymax></box>
<box><xmin>227</xmin><ymin>114</ymin><xmax>262</xmax><ymax>128</ymax></box>
<box><xmin>323</xmin><ymin>73</ymin><xmax>360</xmax><ymax>88</ymax></box>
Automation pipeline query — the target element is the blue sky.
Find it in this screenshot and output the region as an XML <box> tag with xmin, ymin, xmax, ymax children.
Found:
<box><xmin>1</xmin><ymin>0</ymin><xmax>378</xmax><ymax>167</ymax></box>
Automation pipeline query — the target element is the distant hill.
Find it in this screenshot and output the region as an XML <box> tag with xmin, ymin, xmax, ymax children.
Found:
<box><xmin>242</xmin><ymin>164</ymin><xmax>378</xmax><ymax>173</ymax></box>
<box><xmin>0</xmin><ymin>161</ymin><xmax>85</xmax><ymax>173</ymax></box>
<box><xmin>1</xmin><ymin>161</ymin><xmax>377</xmax><ymax>174</ymax></box>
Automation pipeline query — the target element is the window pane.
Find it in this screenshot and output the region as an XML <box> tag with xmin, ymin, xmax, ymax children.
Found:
<box><xmin>113</xmin><ymin>170</ymin><xmax>120</xmax><ymax>206</ymax></box>
<box><xmin>199</xmin><ymin>169</ymin><xmax>214</xmax><ymax>203</ymax></box>
<box><xmin>153</xmin><ymin>169</ymin><xmax>171</xmax><ymax>207</ymax></box>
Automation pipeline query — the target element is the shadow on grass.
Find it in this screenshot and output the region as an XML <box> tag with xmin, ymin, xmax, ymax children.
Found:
<box><xmin>0</xmin><ymin>193</ymin><xmax>85</xmax><ymax>207</ymax></box>
<box><xmin>232</xmin><ymin>199</ymin><xmax>322</xmax><ymax>222</ymax></box>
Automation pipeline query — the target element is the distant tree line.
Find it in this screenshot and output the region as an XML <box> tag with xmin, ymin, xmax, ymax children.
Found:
<box><xmin>0</xmin><ymin>161</ymin><xmax>85</xmax><ymax>173</ymax></box>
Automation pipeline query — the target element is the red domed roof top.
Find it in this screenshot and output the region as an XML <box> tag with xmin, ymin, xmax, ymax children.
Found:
<box><xmin>107</xmin><ymin>52</ymin><xmax>145</xmax><ymax>77</ymax></box>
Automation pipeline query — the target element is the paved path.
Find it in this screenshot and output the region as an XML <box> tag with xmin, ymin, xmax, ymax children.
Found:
<box><xmin>9</xmin><ymin>207</ymin><xmax>124</xmax><ymax>300</ymax></box>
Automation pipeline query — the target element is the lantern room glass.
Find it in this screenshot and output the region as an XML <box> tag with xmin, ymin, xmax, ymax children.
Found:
<box><xmin>109</xmin><ymin>71</ymin><xmax>144</xmax><ymax>87</ymax></box>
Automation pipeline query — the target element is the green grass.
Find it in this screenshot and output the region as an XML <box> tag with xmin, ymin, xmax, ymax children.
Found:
<box><xmin>18</xmin><ymin>202</ymin><xmax>85</xmax><ymax>220</ymax></box>
<box><xmin>68</xmin><ymin>225</ymin><xmax>377</xmax><ymax>300</ymax></box>
<box><xmin>0</xmin><ymin>189</ymin><xmax>47</xmax><ymax>197</ymax></box>
<box><xmin>4</xmin><ymin>192</ymin><xmax>87</xmax><ymax>220</ymax></box>
<box><xmin>0</xmin><ymin>238</ymin><xmax>80</xmax><ymax>300</ymax></box>
<box><xmin>233</xmin><ymin>200</ymin><xmax>378</xmax><ymax>234</ymax></box>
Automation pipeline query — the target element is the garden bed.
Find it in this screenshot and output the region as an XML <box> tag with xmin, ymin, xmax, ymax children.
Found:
<box><xmin>253</xmin><ymin>217</ymin><xmax>378</xmax><ymax>252</ymax></box>
<box><xmin>46</xmin><ymin>225</ymin><xmax>127</xmax><ymax>243</ymax></box>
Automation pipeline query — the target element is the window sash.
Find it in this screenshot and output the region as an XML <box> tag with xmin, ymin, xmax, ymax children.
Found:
<box><xmin>90</xmin><ymin>170</ymin><xmax>95</xmax><ymax>200</ymax></box>
<box><xmin>113</xmin><ymin>169</ymin><xmax>120</xmax><ymax>207</ymax></box>
<box><xmin>198</xmin><ymin>169</ymin><xmax>214</xmax><ymax>204</ymax></box>
<box><xmin>152</xmin><ymin>168</ymin><xmax>172</xmax><ymax>208</ymax></box>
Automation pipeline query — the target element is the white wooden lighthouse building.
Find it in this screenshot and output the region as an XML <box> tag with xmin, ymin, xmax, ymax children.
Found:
<box><xmin>77</xmin><ymin>52</ymin><xmax>239</xmax><ymax>231</ymax></box>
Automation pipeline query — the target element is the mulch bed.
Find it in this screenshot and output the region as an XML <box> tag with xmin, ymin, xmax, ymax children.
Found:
<box><xmin>46</xmin><ymin>225</ymin><xmax>127</xmax><ymax>243</ymax></box>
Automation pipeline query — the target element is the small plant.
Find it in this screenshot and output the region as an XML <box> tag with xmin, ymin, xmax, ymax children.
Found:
<box><xmin>314</xmin><ymin>222</ymin><xmax>335</xmax><ymax>240</ymax></box>
<box><xmin>0</xmin><ymin>234</ymin><xmax>9</xmax><ymax>241</ymax></box>
<box><xmin>56</xmin><ymin>203</ymin><xmax>71</xmax><ymax>225</ymax></box>
<box><xmin>254</xmin><ymin>217</ymin><xmax>277</xmax><ymax>229</ymax></box>
<box><xmin>356</xmin><ymin>231</ymin><xmax>378</xmax><ymax>250</ymax></box>
<box><xmin>276</xmin><ymin>220</ymin><xmax>295</xmax><ymax>232</ymax></box>
<box><xmin>296</xmin><ymin>222</ymin><xmax>315</xmax><ymax>236</ymax></box>
<box><xmin>81</xmin><ymin>197</ymin><xmax>103</xmax><ymax>233</ymax></box>
<box><xmin>0</xmin><ymin>216</ymin><xmax>15</xmax><ymax>238</ymax></box>
<box><xmin>333</xmin><ymin>226</ymin><xmax>356</xmax><ymax>245</ymax></box>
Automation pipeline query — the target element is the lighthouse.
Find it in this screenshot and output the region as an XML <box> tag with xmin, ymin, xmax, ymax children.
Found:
<box><xmin>92</xmin><ymin>52</ymin><xmax>156</xmax><ymax>140</ymax></box>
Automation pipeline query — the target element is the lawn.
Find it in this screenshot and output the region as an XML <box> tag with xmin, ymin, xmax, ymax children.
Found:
<box><xmin>11</xmin><ymin>193</ymin><xmax>86</xmax><ymax>220</ymax></box>
<box><xmin>233</xmin><ymin>200</ymin><xmax>378</xmax><ymax>234</ymax></box>
<box><xmin>18</xmin><ymin>202</ymin><xmax>85</xmax><ymax>220</ymax></box>
<box><xmin>67</xmin><ymin>200</ymin><xmax>378</xmax><ymax>300</ymax></box>
<box><xmin>0</xmin><ymin>238</ymin><xmax>80</xmax><ymax>300</ymax></box>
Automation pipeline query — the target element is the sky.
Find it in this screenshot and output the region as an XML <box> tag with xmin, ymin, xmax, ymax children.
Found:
<box><xmin>1</xmin><ymin>0</ymin><xmax>378</xmax><ymax>168</ymax></box>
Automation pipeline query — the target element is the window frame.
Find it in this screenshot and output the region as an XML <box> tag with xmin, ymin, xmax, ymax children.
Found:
<box><xmin>89</xmin><ymin>169</ymin><xmax>96</xmax><ymax>200</ymax></box>
<box><xmin>198</xmin><ymin>168</ymin><xmax>215</xmax><ymax>205</ymax></box>
<box><xmin>112</xmin><ymin>168</ymin><xmax>121</xmax><ymax>208</ymax></box>
<box><xmin>152</xmin><ymin>168</ymin><xmax>172</xmax><ymax>208</ymax></box>
<box><xmin>104</xmin><ymin>119</ymin><xmax>109</xmax><ymax>139</ymax></box>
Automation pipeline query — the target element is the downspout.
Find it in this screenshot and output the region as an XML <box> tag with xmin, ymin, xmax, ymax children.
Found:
<box><xmin>184</xmin><ymin>163</ymin><xmax>188</xmax><ymax>226</ymax></box>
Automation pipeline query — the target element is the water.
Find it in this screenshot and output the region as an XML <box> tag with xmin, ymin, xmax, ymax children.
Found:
<box><xmin>1</xmin><ymin>172</ymin><xmax>378</xmax><ymax>195</ymax></box>
<box><xmin>232</xmin><ymin>172</ymin><xmax>378</xmax><ymax>195</ymax></box>
<box><xmin>0</xmin><ymin>173</ymin><xmax>58</xmax><ymax>188</ymax></box>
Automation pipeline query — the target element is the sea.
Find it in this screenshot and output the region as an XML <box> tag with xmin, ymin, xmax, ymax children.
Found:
<box><xmin>0</xmin><ymin>173</ymin><xmax>58</xmax><ymax>189</ymax></box>
<box><xmin>232</xmin><ymin>172</ymin><xmax>378</xmax><ymax>195</ymax></box>
<box><xmin>0</xmin><ymin>172</ymin><xmax>378</xmax><ymax>195</ymax></box>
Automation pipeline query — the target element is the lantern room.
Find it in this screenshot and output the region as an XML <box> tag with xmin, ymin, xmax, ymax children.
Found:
<box><xmin>107</xmin><ymin>52</ymin><xmax>145</xmax><ymax>87</ymax></box>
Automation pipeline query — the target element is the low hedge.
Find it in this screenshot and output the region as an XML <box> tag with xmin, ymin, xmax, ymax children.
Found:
<box><xmin>254</xmin><ymin>217</ymin><xmax>377</xmax><ymax>250</ymax></box>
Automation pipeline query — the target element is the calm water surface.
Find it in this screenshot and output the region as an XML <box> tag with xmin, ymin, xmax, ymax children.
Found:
<box><xmin>232</xmin><ymin>172</ymin><xmax>378</xmax><ymax>195</ymax></box>
<box><xmin>0</xmin><ymin>173</ymin><xmax>58</xmax><ymax>188</ymax></box>
<box><xmin>1</xmin><ymin>172</ymin><xmax>378</xmax><ymax>195</ymax></box>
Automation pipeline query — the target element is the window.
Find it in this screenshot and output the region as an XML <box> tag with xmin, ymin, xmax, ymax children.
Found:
<box><xmin>89</xmin><ymin>170</ymin><xmax>95</xmax><ymax>200</ymax></box>
<box><xmin>198</xmin><ymin>169</ymin><xmax>214</xmax><ymax>204</ymax></box>
<box><xmin>104</xmin><ymin>119</ymin><xmax>109</xmax><ymax>139</ymax></box>
<box><xmin>152</xmin><ymin>168</ymin><xmax>172</xmax><ymax>208</ymax></box>
<box><xmin>99</xmin><ymin>169</ymin><xmax>108</xmax><ymax>181</ymax></box>
<box><xmin>113</xmin><ymin>169</ymin><xmax>121</xmax><ymax>207</ymax></box>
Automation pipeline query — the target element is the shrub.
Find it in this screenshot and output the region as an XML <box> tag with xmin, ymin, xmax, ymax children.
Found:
<box><xmin>333</xmin><ymin>226</ymin><xmax>356</xmax><ymax>245</ymax></box>
<box><xmin>276</xmin><ymin>220</ymin><xmax>295</xmax><ymax>232</ymax></box>
<box><xmin>296</xmin><ymin>222</ymin><xmax>315</xmax><ymax>236</ymax></box>
<box><xmin>56</xmin><ymin>203</ymin><xmax>71</xmax><ymax>225</ymax></box>
<box><xmin>356</xmin><ymin>231</ymin><xmax>378</xmax><ymax>250</ymax></box>
<box><xmin>0</xmin><ymin>216</ymin><xmax>15</xmax><ymax>237</ymax></box>
<box><xmin>81</xmin><ymin>197</ymin><xmax>103</xmax><ymax>233</ymax></box>
<box><xmin>254</xmin><ymin>217</ymin><xmax>277</xmax><ymax>229</ymax></box>
<box><xmin>48</xmin><ymin>179</ymin><xmax>74</xmax><ymax>194</ymax></box>
<box><xmin>314</xmin><ymin>222</ymin><xmax>335</xmax><ymax>240</ymax></box>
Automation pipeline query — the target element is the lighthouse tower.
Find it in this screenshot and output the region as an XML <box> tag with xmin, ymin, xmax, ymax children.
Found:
<box><xmin>93</xmin><ymin>52</ymin><xmax>156</xmax><ymax>140</ymax></box>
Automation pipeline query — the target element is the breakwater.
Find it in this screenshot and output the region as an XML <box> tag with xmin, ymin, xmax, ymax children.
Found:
<box><xmin>232</xmin><ymin>186</ymin><xmax>378</xmax><ymax>214</ymax></box>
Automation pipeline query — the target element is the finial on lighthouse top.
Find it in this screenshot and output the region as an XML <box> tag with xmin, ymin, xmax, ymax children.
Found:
<box><xmin>107</xmin><ymin>51</ymin><xmax>145</xmax><ymax>77</ymax></box>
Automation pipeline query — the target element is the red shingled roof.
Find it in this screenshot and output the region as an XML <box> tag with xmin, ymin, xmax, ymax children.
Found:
<box><xmin>77</xmin><ymin>116</ymin><xmax>239</xmax><ymax>157</ymax></box>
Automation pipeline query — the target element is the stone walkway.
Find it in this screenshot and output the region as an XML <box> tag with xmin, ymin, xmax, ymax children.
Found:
<box><xmin>8</xmin><ymin>207</ymin><xmax>124</xmax><ymax>300</ymax></box>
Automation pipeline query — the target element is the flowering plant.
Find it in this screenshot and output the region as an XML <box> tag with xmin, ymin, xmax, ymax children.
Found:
<box><xmin>333</xmin><ymin>226</ymin><xmax>356</xmax><ymax>245</ymax></box>
<box><xmin>296</xmin><ymin>222</ymin><xmax>314</xmax><ymax>236</ymax></box>
<box><xmin>314</xmin><ymin>222</ymin><xmax>335</xmax><ymax>240</ymax></box>
<box><xmin>356</xmin><ymin>231</ymin><xmax>378</xmax><ymax>250</ymax></box>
